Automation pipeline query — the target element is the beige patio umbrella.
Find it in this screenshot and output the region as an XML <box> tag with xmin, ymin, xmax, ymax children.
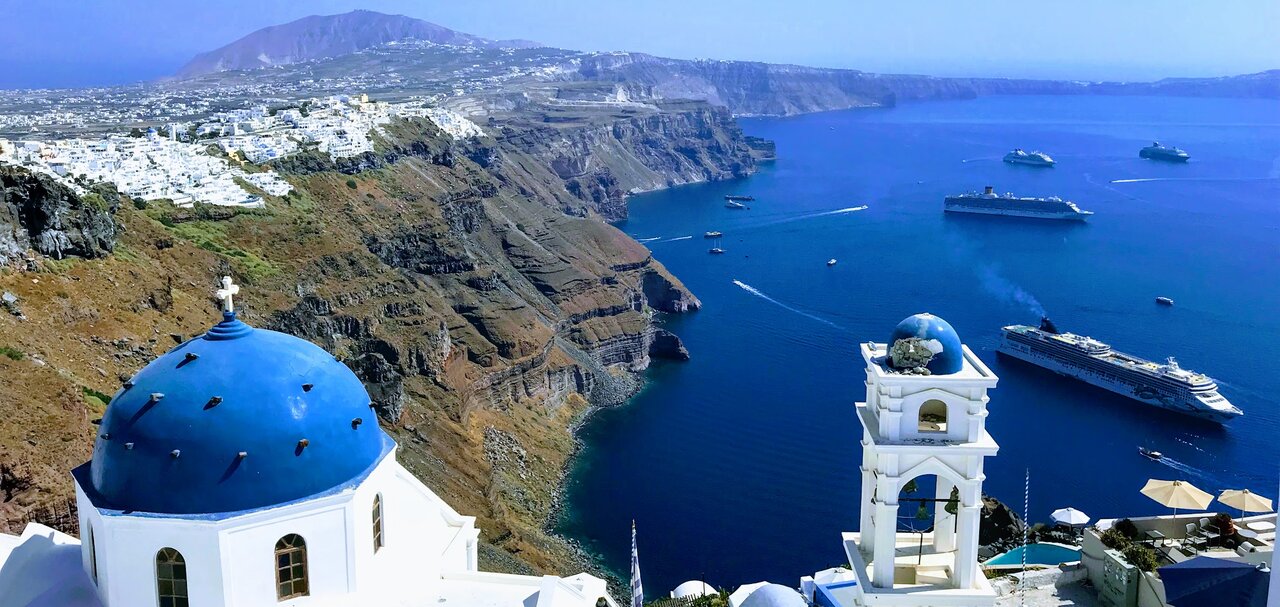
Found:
<box><xmin>1141</xmin><ymin>479</ymin><xmax>1213</xmax><ymax>515</ymax></box>
<box><xmin>1219</xmin><ymin>489</ymin><xmax>1274</xmax><ymax>518</ymax></box>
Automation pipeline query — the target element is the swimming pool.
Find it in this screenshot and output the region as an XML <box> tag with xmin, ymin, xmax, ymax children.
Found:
<box><xmin>984</xmin><ymin>543</ymin><xmax>1081</xmax><ymax>567</ymax></box>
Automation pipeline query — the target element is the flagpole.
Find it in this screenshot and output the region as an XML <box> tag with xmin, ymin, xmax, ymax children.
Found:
<box><xmin>631</xmin><ymin>520</ymin><xmax>644</xmax><ymax>607</ymax></box>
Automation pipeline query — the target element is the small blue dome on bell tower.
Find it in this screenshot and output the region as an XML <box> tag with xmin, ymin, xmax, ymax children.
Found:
<box><xmin>888</xmin><ymin>313</ymin><xmax>965</xmax><ymax>375</ymax></box>
<box><xmin>84</xmin><ymin>277</ymin><xmax>391</xmax><ymax>516</ymax></box>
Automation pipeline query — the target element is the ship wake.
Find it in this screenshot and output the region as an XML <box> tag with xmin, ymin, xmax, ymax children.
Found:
<box><xmin>744</xmin><ymin>206</ymin><xmax>868</xmax><ymax>230</ymax></box>
<box><xmin>1151</xmin><ymin>455</ymin><xmax>1214</xmax><ymax>484</ymax></box>
<box><xmin>732</xmin><ymin>279</ymin><xmax>842</xmax><ymax>329</ymax></box>
<box><xmin>1110</xmin><ymin>177</ymin><xmax>1280</xmax><ymax>184</ymax></box>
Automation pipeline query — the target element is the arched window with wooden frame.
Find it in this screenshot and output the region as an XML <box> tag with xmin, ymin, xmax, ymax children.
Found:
<box><xmin>274</xmin><ymin>534</ymin><xmax>309</xmax><ymax>600</ymax></box>
<box><xmin>372</xmin><ymin>493</ymin><xmax>385</xmax><ymax>553</ymax></box>
<box><xmin>155</xmin><ymin>547</ymin><xmax>189</xmax><ymax>607</ymax></box>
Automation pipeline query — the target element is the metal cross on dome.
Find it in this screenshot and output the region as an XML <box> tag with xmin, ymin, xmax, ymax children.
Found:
<box><xmin>215</xmin><ymin>276</ymin><xmax>241</xmax><ymax>313</ymax></box>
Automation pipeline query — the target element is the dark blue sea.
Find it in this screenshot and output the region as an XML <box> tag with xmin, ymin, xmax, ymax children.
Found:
<box><xmin>555</xmin><ymin>95</ymin><xmax>1280</xmax><ymax>596</ymax></box>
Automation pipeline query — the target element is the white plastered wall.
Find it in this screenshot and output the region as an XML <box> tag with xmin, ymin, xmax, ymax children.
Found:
<box><xmin>75</xmin><ymin>446</ymin><xmax>479</xmax><ymax>607</ymax></box>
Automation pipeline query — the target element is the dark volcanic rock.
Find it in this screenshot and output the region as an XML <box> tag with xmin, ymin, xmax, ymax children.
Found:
<box><xmin>641</xmin><ymin>268</ymin><xmax>701</xmax><ymax>313</ymax></box>
<box><xmin>0</xmin><ymin>166</ymin><xmax>118</xmax><ymax>262</ymax></box>
<box><xmin>648</xmin><ymin>328</ymin><xmax>689</xmax><ymax>361</ymax></box>
<box><xmin>979</xmin><ymin>494</ymin><xmax>1029</xmax><ymax>555</ymax></box>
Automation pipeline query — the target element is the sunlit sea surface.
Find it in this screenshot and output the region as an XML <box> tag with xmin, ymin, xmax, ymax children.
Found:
<box><xmin>556</xmin><ymin>95</ymin><xmax>1280</xmax><ymax>596</ymax></box>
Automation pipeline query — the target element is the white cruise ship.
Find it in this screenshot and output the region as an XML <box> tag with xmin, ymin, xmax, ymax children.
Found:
<box><xmin>998</xmin><ymin>318</ymin><xmax>1242</xmax><ymax>423</ymax></box>
<box><xmin>945</xmin><ymin>186</ymin><xmax>1093</xmax><ymax>221</ymax></box>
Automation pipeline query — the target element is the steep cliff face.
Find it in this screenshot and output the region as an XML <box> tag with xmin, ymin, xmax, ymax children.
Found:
<box><xmin>573</xmin><ymin>53</ymin><xmax>1280</xmax><ymax>116</ymax></box>
<box><xmin>492</xmin><ymin>101</ymin><xmax>761</xmax><ymax>221</ymax></box>
<box><xmin>0</xmin><ymin>167</ymin><xmax>120</xmax><ymax>263</ymax></box>
<box><xmin>0</xmin><ymin>106</ymin><xmax>752</xmax><ymax>576</ymax></box>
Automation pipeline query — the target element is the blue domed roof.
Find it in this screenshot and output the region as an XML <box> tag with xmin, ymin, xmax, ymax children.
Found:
<box><xmin>88</xmin><ymin>311</ymin><xmax>391</xmax><ymax>515</ymax></box>
<box><xmin>888</xmin><ymin>313</ymin><xmax>964</xmax><ymax>374</ymax></box>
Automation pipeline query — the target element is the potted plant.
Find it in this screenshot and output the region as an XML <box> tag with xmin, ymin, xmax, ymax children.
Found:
<box><xmin>1213</xmin><ymin>512</ymin><xmax>1237</xmax><ymax>547</ymax></box>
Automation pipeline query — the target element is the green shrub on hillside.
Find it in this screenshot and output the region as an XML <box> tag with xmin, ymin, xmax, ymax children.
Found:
<box><xmin>0</xmin><ymin>346</ymin><xmax>24</xmax><ymax>360</ymax></box>
<box><xmin>346</xmin><ymin>178</ymin><xmax>358</xmax><ymax>189</ymax></box>
<box><xmin>81</xmin><ymin>386</ymin><xmax>112</xmax><ymax>410</ymax></box>
<box><xmin>163</xmin><ymin>221</ymin><xmax>279</xmax><ymax>283</ymax></box>
<box><xmin>81</xmin><ymin>192</ymin><xmax>109</xmax><ymax>211</ymax></box>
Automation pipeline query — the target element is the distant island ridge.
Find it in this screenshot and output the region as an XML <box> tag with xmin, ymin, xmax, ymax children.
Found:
<box><xmin>176</xmin><ymin>9</ymin><xmax>541</xmax><ymax>78</ymax></box>
<box><xmin>171</xmin><ymin>10</ymin><xmax>1280</xmax><ymax>117</ymax></box>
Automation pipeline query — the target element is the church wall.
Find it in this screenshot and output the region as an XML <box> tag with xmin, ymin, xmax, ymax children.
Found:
<box><xmin>71</xmin><ymin>450</ymin><xmax>490</xmax><ymax>607</ymax></box>
<box><xmin>220</xmin><ymin>497</ymin><xmax>354</xmax><ymax>606</ymax></box>
<box><xmin>347</xmin><ymin>453</ymin><xmax>479</xmax><ymax>597</ymax></box>
<box><xmin>76</xmin><ymin>484</ymin><xmax>228</xmax><ymax>607</ymax></box>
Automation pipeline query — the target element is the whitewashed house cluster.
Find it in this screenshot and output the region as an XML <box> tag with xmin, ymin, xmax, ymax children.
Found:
<box><xmin>0</xmin><ymin>131</ymin><xmax>288</xmax><ymax>208</ymax></box>
<box><xmin>0</xmin><ymin>92</ymin><xmax>488</xmax><ymax>210</ymax></box>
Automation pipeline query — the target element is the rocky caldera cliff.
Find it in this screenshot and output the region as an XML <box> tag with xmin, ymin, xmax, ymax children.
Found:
<box><xmin>0</xmin><ymin>102</ymin><xmax>761</xmax><ymax>574</ymax></box>
<box><xmin>490</xmin><ymin>100</ymin><xmax>770</xmax><ymax>221</ymax></box>
<box><xmin>572</xmin><ymin>53</ymin><xmax>1280</xmax><ymax>116</ymax></box>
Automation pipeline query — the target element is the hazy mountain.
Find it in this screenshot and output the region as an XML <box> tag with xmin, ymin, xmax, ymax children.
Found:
<box><xmin>177</xmin><ymin>10</ymin><xmax>540</xmax><ymax>78</ymax></box>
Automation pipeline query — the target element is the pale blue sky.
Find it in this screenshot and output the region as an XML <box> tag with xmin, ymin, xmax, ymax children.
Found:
<box><xmin>1</xmin><ymin>0</ymin><xmax>1276</xmax><ymax>88</ymax></box>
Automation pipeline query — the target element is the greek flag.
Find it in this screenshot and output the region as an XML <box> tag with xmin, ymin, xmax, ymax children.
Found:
<box><xmin>630</xmin><ymin>520</ymin><xmax>643</xmax><ymax>607</ymax></box>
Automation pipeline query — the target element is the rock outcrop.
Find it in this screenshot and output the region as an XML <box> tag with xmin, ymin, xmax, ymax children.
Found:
<box><xmin>979</xmin><ymin>494</ymin><xmax>1029</xmax><ymax>558</ymax></box>
<box><xmin>0</xmin><ymin>167</ymin><xmax>119</xmax><ymax>263</ymax></box>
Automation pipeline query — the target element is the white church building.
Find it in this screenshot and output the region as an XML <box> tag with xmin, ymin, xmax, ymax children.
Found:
<box><xmin>0</xmin><ymin>279</ymin><xmax>615</xmax><ymax>607</ymax></box>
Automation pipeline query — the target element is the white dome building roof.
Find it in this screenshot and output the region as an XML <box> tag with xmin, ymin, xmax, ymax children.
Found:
<box><xmin>671</xmin><ymin>580</ymin><xmax>717</xmax><ymax>599</ymax></box>
<box><xmin>732</xmin><ymin>583</ymin><xmax>805</xmax><ymax>607</ymax></box>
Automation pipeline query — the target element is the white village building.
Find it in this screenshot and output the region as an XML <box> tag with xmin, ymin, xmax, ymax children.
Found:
<box><xmin>0</xmin><ymin>279</ymin><xmax>615</xmax><ymax>607</ymax></box>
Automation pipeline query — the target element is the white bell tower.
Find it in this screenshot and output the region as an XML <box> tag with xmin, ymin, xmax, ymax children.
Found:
<box><xmin>845</xmin><ymin>314</ymin><xmax>1000</xmax><ymax>607</ymax></box>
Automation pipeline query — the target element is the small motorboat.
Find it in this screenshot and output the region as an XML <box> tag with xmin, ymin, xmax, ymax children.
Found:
<box><xmin>725</xmin><ymin>201</ymin><xmax>747</xmax><ymax>209</ymax></box>
<box><xmin>704</xmin><ymin>231</ymin><xmax>723</xmax><ymax>238</ymax></box>
<box><xmin>1139</xmin><ymin>446</ymin><xmax>1163</xmax><ymax>460</ymax></box>
<box><xmin>1156</xmin><ymin>297</ymin><xmax>1174</xmax><ymax>306</ymax></box>
<box><xmin>724</xmin><ymin>195</ymin><xmax>754</xmax><ymax>202</ymax></box>
<box><xmin>827</xmin><ymin>259</ymin><xmax>837</xmax><ymax>266</ymax></box>
<box><xmin>708</xmin><ymin>247</ymin><xmax>725</xmax><ymax>255</ymax></box>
